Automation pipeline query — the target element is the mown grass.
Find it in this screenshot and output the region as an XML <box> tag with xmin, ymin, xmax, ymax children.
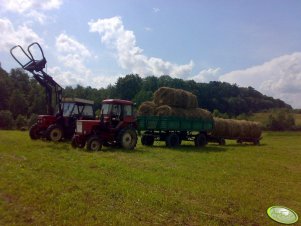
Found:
<box><xmin>0</xmin><ymin>131</ymin><xmax>300</xmax><ymax>225</ymax></box>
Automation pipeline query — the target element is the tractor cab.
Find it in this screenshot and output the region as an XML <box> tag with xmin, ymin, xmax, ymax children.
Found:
<box><xmin>61</xmin><ymin>98</ymin><xmax>94</xmax><ymax>120</ymax></box>
<box><xmin>100</xmin><ymin>99</ymin><xmax>135</xmax><ymax>128</ymax></box>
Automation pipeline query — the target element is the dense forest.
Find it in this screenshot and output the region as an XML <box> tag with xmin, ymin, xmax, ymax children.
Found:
<box><xmin>0</xmin><ymin>67</ymin><xmax>291</xmax><ymax>124</ymax></box>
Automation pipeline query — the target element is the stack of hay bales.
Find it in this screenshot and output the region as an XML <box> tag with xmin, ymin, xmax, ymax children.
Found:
<box><xmin>137</xmin><ymin>87</ymin><xmax>212</xmax><ymax>119</ymax></box>
<box><xmin>212</xmin><ymin>117</ymin><xmax>262</xmax><ymax>139</ymax></box>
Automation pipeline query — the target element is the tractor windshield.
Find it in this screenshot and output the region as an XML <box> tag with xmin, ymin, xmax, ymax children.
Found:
<box><xmin>101</xmin><ymin>104</ymin><xmax>112</xmax><ymax>115</ymax></box>
<box><xmin>62</xmin><ymin>102</ymin><xmax>75</xmax><ymax>116</ymax></box>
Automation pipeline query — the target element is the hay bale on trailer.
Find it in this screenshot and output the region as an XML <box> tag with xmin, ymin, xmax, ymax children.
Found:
<box><xmin>189</xmin><ymin>108</ymin><xmax>213</xmax><ymax>120</ymax></box>
<box><xmin>154</xmin><ymin>105</ymin><xmax>174</xmax><ymax>116</ymax></box>
<box><xmin>153</xmin><ymin>105</ymin><xmax>213</xmax><ymax>119</ymax></box>
<box><xmin>153</xmin><ymin>87</ymin><xmax>198</xmax><ymax>108</ymax></box>
<box><xmin>137</xmin><ymin>101</ymin><xmax>156</xmax><ymax>116</ymax></box>
<box><xmin>211</xmin><ymin>118</ymin><xmax>262</xmax><ymax>139</ymax></box>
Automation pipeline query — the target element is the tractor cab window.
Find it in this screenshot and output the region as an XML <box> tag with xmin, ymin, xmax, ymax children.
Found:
<box><xmin>124</xmin><ymin>105</ymin><xmax>133</xmax><ymax>116</ymax></box>
<box><xmin>82</xmin><ymin>105</ymin><xmax>94</xmax><ymax>117</ymax></box>
<box><xmin>112</xmin><ymin>105</ymin><xmax>121</xmax><ymax>117</ymax></box>
<box><xmin>62</xmin><ymin>102</ymin><xmax>75</xmax><ymax>116</ymax></box>
<box><xmin>101</xmin><ymin>104</ymin><xmax>112</xmax><ymax>115</ymax></box>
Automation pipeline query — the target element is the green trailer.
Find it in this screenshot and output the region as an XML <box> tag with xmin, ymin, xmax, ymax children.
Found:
<box><xmin>137</xmin><ymin>115</ymin><xmax>214</xmax><ymax>148</ymax></box>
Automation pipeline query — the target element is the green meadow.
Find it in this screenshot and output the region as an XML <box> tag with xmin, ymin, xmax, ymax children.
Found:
<box><xmin>0</xmin><ymin>130</ymin><xmax>300</xmax><ymax>225</ymax></box>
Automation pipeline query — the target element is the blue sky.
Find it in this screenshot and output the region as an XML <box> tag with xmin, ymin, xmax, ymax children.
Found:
<box><xmin>0</xmin><ymin>0</ymin><xmax>301</xmax><ymax>107</ymax></box>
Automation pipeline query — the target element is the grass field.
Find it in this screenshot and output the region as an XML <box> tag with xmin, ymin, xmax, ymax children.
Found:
<box><xmin>0</xmin><ymin>131</ymin><xmax>300</xmax><ymax>225</ymax></box>
<box><xmin>250</xmin><ymin>112</ymin><xmax>301</xmax><ymax>126</ymax></box>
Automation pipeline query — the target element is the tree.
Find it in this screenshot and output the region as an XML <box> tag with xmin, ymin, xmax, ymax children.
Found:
<box><xmin>0</xmin><ymin>110</ymin><xmax>14</xmax><ymax>129</ymax></box>
<box><xmin>115</xmin><ymin>74</ymin><xmax>142</xmax><ymax>100</ymax></box>
<box><xmin>15</xmin><ymin>114</ymin><xmax>28</xmax><ymax>129</ymax></box>
<box><xmin>9</xmin><ymin>90</ymin><xmax>28</xmax><ymax>118</ymax></box>
<box><xmin>265</xmin><ymin>109</ymin><xmax>295</xmax><ymax>131</ymax></box>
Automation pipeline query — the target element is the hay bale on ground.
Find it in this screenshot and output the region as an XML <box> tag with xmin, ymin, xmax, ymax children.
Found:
<box><xmin>153</xmin><ymin>87</ymin><xmax>198</xmax><ymax>108</ymax></box>
<box><xmin>137</xmin><ymin>101</ymin><xmax>156</xmax><ymax>116</ymax></box>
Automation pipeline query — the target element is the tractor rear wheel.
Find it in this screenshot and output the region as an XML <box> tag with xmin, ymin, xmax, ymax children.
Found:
<box><xmin>166</xmin><ymin>133</ymin><xmax>180</xmax><ymax>148</ymax></box>
<box><xmin>118</xmin><ymin>127</ymin><xmax>137</xmax><ymax>150</ymax></box>
<box><xmin>194</xmin><ymin>133</ymin><xmax>207</xmax><ymax>147</ymax></box>
<box><xmin>46</xmin><ymin>124</ymin><xmax>64</xmax><ymax>142</ymax></box>
<box><xmin>29</xmin><ymin>123</ymin><xmax>40</xmax><ymax>140</ymax></box>
<box><xmin>87</xmin><ymin>136</ymin><xmax>102</xmax><ymax>151</ymax></box>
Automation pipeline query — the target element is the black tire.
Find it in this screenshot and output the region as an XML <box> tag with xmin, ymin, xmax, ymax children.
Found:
<box><xmin>237</xmin><ymin>139</ymin><xmax>243</xmax><ymax>144</ymax></box>
<box><xmin>253</xmin><ymin>139</ymin><xmax>260</xmax><ymax>145</ymax></box>
<box><xmin>46</xmin><ymin>124</ymin><xmax>64</xmax><ymax>142</ymax></box>
<box><xmin>29</xmin><ymin>123</ymin><xmax>40</xmax><ymax>140</ymax></box>
<box><xmin>141</xmin><ymin>135</ymin><xmax>154</xmax><ymax>146</ymax></box>
<box><xmin>118</xmin><ymin>127</ymin><xmax>138</xmax><ymax>150</ymax></box>
<box><xmin>86</xmin><ymin>136</ymin><xmax>102</xmax><ymax>151</ymax></box>
<box><xmin>166</xmin><ymin>133</ymin><xmax>180</xmax><ymax>148</ymax></box>
<box><xmin>218</xmin><ymin>138</ymin><xmax>226</xmax><ymax>146</ymax></box>
<box><xmin>194</xmin><ymin>133</ymin><xmax>207</xmax><ymax>147</ymax></box>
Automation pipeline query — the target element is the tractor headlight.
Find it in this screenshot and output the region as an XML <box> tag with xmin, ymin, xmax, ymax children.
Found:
<box><xmin>76</xmin><ymin>121</ymin><xmax>83</xmax><ymax>133</ymax></box>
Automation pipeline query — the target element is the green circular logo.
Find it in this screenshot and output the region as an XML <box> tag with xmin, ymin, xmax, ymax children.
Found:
<box><xmin>267</xmin><ymin>206</ymin><xmax>298</xmax><ymax>224</ymax></box>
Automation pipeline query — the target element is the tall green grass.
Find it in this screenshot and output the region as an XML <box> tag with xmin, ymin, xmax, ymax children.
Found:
<box><xmin>0</xmin><ymin>131</ymin><xmax>300</xmax><ymax>225</ymax></box>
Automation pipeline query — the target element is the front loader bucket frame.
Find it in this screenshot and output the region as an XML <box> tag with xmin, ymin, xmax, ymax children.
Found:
<box><xmin>10</xmin><ymin>42</ymin><xmax>62</xmax><ymax>115</ymax></box>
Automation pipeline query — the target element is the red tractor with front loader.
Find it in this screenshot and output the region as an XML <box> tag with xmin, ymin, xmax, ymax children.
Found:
<box><xmin>71</xmin><ymin>99</ymin><xmax>138</xmax><ymax>151</ymax></box>
<box><xmin>10</xmin><ymin>42</ymin><xmax>95</xmax><ymax>141</ymax></box>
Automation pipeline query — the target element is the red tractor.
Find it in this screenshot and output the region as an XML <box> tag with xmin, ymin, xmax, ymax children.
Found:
<box><xmin>71</xmin><ymin>99</ymin><xmax>138</xmax><ymax>151</ymax></box>
<box><xmin>10</xmin><ymin>42</ymin><xmax>95</xmax><ymax>141</ymax></box>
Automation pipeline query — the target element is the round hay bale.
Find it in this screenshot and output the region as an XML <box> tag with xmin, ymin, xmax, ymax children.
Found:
<box><xmin>154</xmin><ymin>105</ymin><xmax>173</xmax><ymax>116</ymax></box>
<box><xmin>137</xmin><ymin>101</ymin><xmax>156</xmax><ymax>116</ymax></box>
<box><xmin>169</xmin><ymin>107</ymin><xmax>187</xmax><ymax>117</ymax></box>
<box><xmin>212</xmin><ymin>117</ymin><xmax>228</xmax><ymax>137</ymax></box>
<box><xmin>153</xmin><ymin>87</ymin><xmax>198</xmax><ymax>108</ymax></box>
<box><xmin>248</xmin><ymin>121</ymin><xmax>262</xmax><ymax>139</ymax></box>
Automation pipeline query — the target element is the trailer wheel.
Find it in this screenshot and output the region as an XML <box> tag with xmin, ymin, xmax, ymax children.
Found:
<box><xmin>46</xmin><ymin>124</ymin><xmax>63</xmax><ymax>142</ymax></box>
<box><xmin>87</xmin><ymin>136</ymin><xmax>102</xmax><ymax>151</ymax></box>
<box><xmin>219</xmin><ymin>138</ymin><xmax>226</xmax><ymax>145</ymax></box>
<box><xmin>166</xmin><ymin>133</ymin><xmax>180</xmax><ymax>148</ymax></box>
<box><xmin>253</xmin><ymin>140</ymin><xmax>260</xmax><ymax>145</ymax></box>
<box><xmin>141</xmin><ymin>135</ymin><xmax>154</xmax><ymax>146</ymax></box>
<box><xmin>194</xmin><ymin>133</ymin><xmax>207</xmax><ymax>147</ymax></box>
<box><xmin>29</xmin><ymin>123</ymin><xmax>40</xmax><ymax>140</ymax></box>
<box><xmin>118</xmin><ymin>127</ymin><xmax>137</xmax><ymax>150</ymax></box>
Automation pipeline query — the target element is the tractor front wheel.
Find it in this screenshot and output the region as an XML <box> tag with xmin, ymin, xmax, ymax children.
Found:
<box><xmin>29</xmin><ymin>123</ymin><xmax>41</xmax><ymax>140</ymax></box>
<box><xmin>86</xmin><ymin>136</ymin><xmax>102</xmax><ymax>151</ymax></box>
<box><xmin>118</xmin><ymin>127</ymin><xmax>137</xmax><ymax>150</ymax></box>
<box><xmin>46</xmin><ymin>124</ymin><xmax>64</xmax><ymax>142</ymax></box>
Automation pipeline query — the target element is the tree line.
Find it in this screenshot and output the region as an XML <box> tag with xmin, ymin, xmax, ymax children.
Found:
<box><xmin>0</xmin><ymin>67</ymin><xmax>292</xmax><ymax>129</ymax></box>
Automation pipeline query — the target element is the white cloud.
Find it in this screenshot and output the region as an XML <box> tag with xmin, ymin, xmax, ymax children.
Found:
<box><xmin>55</xmin><ymin>33</ymin><xmax>92</xmax><ymax>73</ymax></box>
<box><xmin>48</xmin><ymin>66</ymin><xmax>118</xmax><ymax>88</ymax></box>
<box><xmin>0</xmin><ymin>0</ymin><xmax>63</xmax><ymax>24</ymax></box>
<box><xmin>220</xmin><ymin>52</ymin><xmax>301</xmax><ymax>108</ymax></box>
<box><xmin>1</xmin><ymin>0</ymin><xmax>62</xmax><ymax>13</ymax></box>
<box><xmin>53</xmin><ymin>33</ymin><xmax>117</xmax><ymax>88</ymax></box>
<box><xmin>153</xmin><ymin>8</ymin><xmax>160</xmax><ymax>13</ymax></box>
<box><xmin>0</xmin><ymin>18</ymin><xmax>43</xmax><ymax>52</ymax></box>
<box><xmin>88</xmin><ymin>16</ymin><xmax>193</xmax><ymax>77</ymax></box>
<box><xmin>189</xmin><ymin>67</ymin><xmax>221</xmax><ymax>82</ymax></box>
